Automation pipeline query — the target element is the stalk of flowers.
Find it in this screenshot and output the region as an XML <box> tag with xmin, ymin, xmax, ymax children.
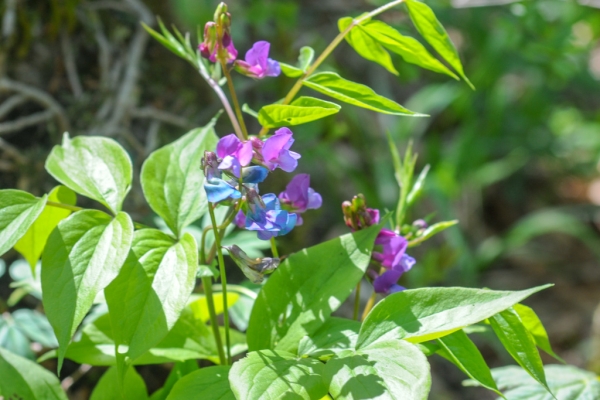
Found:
<box><xmin>342</xmin><ymin>194</ymin><xmax>416</xmax><ymax>294</ymax></box>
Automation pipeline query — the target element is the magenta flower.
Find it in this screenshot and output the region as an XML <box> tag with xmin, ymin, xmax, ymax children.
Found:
<box><xmin>373</xmin><ymin>230</ymin><xmax>409</xmax><ymax>270</ymax></box>
<box><xmin>279</xmin><ymin>174</ymin><xmax>322</xmax><ymax>214</ymax></box>
<box><xmin>216</xmin><ymin>134</ymin><xmax>253</xmax><ymax>166</ymax></box>
<box><xmin>260</xmin><ymin>128</ymin><xmax>301</xmax><ymax>172</ymax></box>
<box><xmin>234</xmin><ymin>41</ymin><xmax>281</xmax><ymax>79</ymax></box>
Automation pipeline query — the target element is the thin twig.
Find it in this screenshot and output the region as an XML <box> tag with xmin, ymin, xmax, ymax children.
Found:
<box><xmin>61</xmin><ymin>364</ymin><xmax>92</xmax><ymax>391</ymax></box>
<box><xmin>60</xmin><ymin>29</ymin><xmax>84</xmax><ymax>98</ymax></box>
<box><xmin>0</xmin><ymin>94</ymin><xmax>28</xmax><ymax>119</ymax></box>
<box><xmin>0</xmin><ymin>109</ymin><xmax>55</xmax><ymax>135</ymax></box>
<box><xmin>131</xmin><ymin>106</ymin><xmax>190</xmax><ymax>128</ymax></box>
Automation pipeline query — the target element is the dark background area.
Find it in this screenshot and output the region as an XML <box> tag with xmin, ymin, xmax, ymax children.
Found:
<box><xmin>1</xmin><ymin>0</ymin><xmax>600</xmax><ymax>398</ymax></box>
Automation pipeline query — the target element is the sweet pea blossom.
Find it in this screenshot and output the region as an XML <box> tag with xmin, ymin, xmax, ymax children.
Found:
<box><xmin>279</xmin><ymin>174</ymin><xmax>322</xmax><ymax>225</ymax></box>
<box><xmin>243</xmin><ymin>192</ymin><xmax>297</xmax><ymax>240</ymax></box>
<box><xmin>217</xmin><ymin>134</ymin><xmax>253</xmax><ymax>166</ymax></box>
<box><xmin>203</xmin><ymin>152</ymin><xmax>241</xmax><ymax>203</ymax></box>
<box><xmin>234</xmin><ymin>41</ymin><xmax>281</xmax><ymax>79</ymax></box>
<box><xmin>260</xmin><ymin>128</ymin><xmax>301</xmax><ymax>172</ymax></box>
<box><xmin>371</xmin><ymin>230</ymin><xmax>416</xmax><ymax>294</ymax></box>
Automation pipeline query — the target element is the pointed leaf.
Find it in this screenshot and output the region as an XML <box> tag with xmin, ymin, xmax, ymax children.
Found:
<box><xmin>298</xmin><ymin>317</ymin><xmax>360</xmax><ymax>358</ymax></box>
<box><xmin>298</xmin><ymin>46</ymin><xmax>315</xmax><ymax>71</ymax></box>
<box><xmin>105</xmin><ymin>229</ymin><xmax>198</xmax><ymax>361</ymax></box>
<box><xmin>0</xmin><ymin>347</ymin><xmax>67</xmax><ymax>400</ymax></box>
<box><xmin>405</xmin><ymin>0</ymin><xmax>474</xmax><ymax>89</ymax></box>
<box><xmin>247</xmin><ymin>221</ymin><xmax>384</xmax><ymax>353</ymax></box>
<box><xmin>45</xmin><ymin>134</ymin><xmax>132</xmax><ymax>214</ymax></box>
<box><xmin>229</xmin><ymin>350</ymin><xmax>328</xmax><ymax>399</ymax></box>
<box><xmin>14</xmin><ymin>186</ymin><xmax>76</xmax><ymax>270</ymax></box>
<box><xmin>42</xmin><ymin>210</ymin><xmax>133</xmax><ymax>370</ymax></box>
<box><xmin>361</xmin><ymin>20</ymin><xmax>459</xmax><ymax>79</ymax></box>
<box><xmin>513</xmin><ymin>304</ymin><xmax>564</xmax><ymax>362</ymax></box>
<box><xmin>12</xmin><ymin>309</ymin><xmax>58</xmax><ymax>348</ymax></box>
<box><xmin>324</xmin><ymin>340</ymin><xmax>431</xmax><ymax>399</ymax></box>
<box><xmin>339</xmin><ymin>17</ymin><xmax>398</xmax><ymax>75</ymax></box>
<box><xmin>357</xmin><ymin>285</ymin><xmax>552</xmax><ymax>349</ymax></box>
<box><xmin>90</xmin><ymin>366</ymin><xmax>148</xmax><ymax>400</ymax></box>
<box><xmin>408</xmin><ymin>220</ymin><xmax>458</xmax><ymax>247</ymax></box>
<box><xmin>436</xmin><ymin>330</ymin><xmax>501</xmax><ymax>396</ymax></box>
<box><xmin>0</xmin><ymin>190</ymin><xmax>47</xmax><ymax>258</ymax></box>
<box><xmin>141</xmin><ymin>120</ymin><xmax>218</xmax><ymax>237</ymax></box>
<box><xmin>167</xmin><ymin>366</ymin><xmax>234</xmax><ymax>400</ymax></box>
<box><xmin>258</xmin><ymin>96</ymin><xmax>341</xmax><ymax>128</ymax></box>
<box><xmin>303</xmin><ymin>72</ymin><xmax>424</xmax><ymax>116</ymax></box>
<box><xmin>489</xmin><ymin>308</ymin><xmax>551</xmax><ymax>395</ymax></box>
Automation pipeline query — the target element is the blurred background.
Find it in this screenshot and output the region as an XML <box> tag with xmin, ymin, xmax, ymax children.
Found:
<box><xmin>1</xmin><ymin>0</ymin><xmax>600</xmax><ymax>398</ymax></box>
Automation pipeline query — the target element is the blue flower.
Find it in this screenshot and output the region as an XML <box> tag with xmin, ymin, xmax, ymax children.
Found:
<box><xmin>243</xmin><ymin>193</ymin><xmax>297</xmax><ymax>240</ymax></box>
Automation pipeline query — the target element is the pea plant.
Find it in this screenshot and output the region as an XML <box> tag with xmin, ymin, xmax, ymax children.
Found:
<box><xmin>1</xmin><ymin>1</ymin><xmax>594</xmax><ymax>399</ymax></box>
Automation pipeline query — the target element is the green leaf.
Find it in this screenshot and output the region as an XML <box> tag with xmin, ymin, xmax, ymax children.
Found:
<box><xmin>408</xmin><ymin>220</ymin><xmax>458</xmax><ymax>247</ymax></box>
<box><xmin>0</xmin><ymin>316</ymin><xmax>33</xmax><ymax>359</ymax></box>
<box><xmin>303</xmin><ymin>72</ymin><xmax>424</xmax><ymax>116</ymax></box>
<box><xmin>513</xmin><ymin>304</ymin><xmax>564</xmax><ymax>362</ymax></box>
<box><xmin>357</xmin><ymin>285</ymin><xmax>552</xmax><ymax>349</ymax></box>
<box><xmin>436</xmin><ymin>330</ymin><xmax>501</xmax><ymax>396</ymax></box>
<box><xmin>45</xmin><ymin>133</ymin><xmax>132</xmax><ymax>214</ymax></box>
<box><xmin>167</xmin><ymin>366</ymin><xmax>234</xmax><ymax>400</ymax></box>
<box><xmin>228</xmin><ymin>282</ymin><xmax>261</xmax><ymax>332</ymax></box>
<box><xmin>12</xmin><ymin>309</ymin><xmax>58</xmax><ymax>348</ymax></box>
<box><xmin>14</xmin><ymin>186</ymin><xmax>76</xmax><ymax>271</ymax></box>
<box><xmin>297</xmin><ymin>317</ymin><xmax>361</xmax><ymax>358</ymax></box>
<box><xmin>279</xmin><ymin>63</ymin><xmax>303</xmax><ymax>78</ymax></box>
<box><xmin>149</xmin><ymin>360</ymin><xmax>198</xmax><ymax>400</ymax></box>
<box><xmin>339</xmin><ymin>17</ymin><xmax>398</xmax><ymax>75</ymax></box>
<box><xmin>42</xmin><ymin>210</ymin><xmax>133</xmax><ymax>371</ymax></box>
<box><xmin>247</xmin><ymin>221</ymin><xmax>383</xmax><ymax>353</ymax></box>
<box><xmin>298</xmin><ymin>46</ymin><xmax>315</xmax><ymax>71</ymax></box>
<box><xmin>257</xmin><ymin>96</ymin><xmax>341</xmax><ymax>128</ymax></box>
<box><xmin>105</xmin><ymin>229</ymin><xmax>198</xmax><ymax>361</ymax></box>
<box><xmin>0</xmin><ymin>347</ymin><xmax>67</xmax><ymax>400</ymax></box>
<box><xmin>0</xmin><ymin>190</ymin><xmax>47</xmax><ymax>258</ymax></box>
<box><xmin>90</xmin><ymin>366</ymin><xmax>148</xmax><ymax>400</ymax></box>
<box><xmin>361</xmin><ymin>20</ymin><xmax>459</xmax><ymax>79</ymax></box>
<box><xmin>489</xmin><ymin>308</ymin><xmax>551</xmax><ymax>395</ymax></box>
<box><xmin>405</xmin><ymin>0</ymin><xmax>474</xmax><ymax>89</ymax></box>
<box><xmin>229</xmin><ymin>350</ymin><xmax>328</xmax><ymax>399</ymax></box>
<box><xmin>141</xmin><ymin>120</ymin><xmax>218</xmax><ymax>237</ymax></box>
<box><xmin>324</xmin><ymin>339</ymin><xmax>431</xmax><ymax>399</ymax></box>
<box><xmin>485</xmin><ymin>365</ymin><xmax>600</xmax><ymax>400</ymax></box>
<box><xmin>406</xmin><ymin>164</ymin><xmax>430</xmax><ymax>206</ymax></box>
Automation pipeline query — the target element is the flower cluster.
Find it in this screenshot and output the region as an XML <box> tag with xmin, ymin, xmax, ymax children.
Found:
<box><xmin>199</xmin><ymin>4</ymin><xmax>280</xmax><ymax>79</ymax></box>
<box><xmin>203</xmin><ymin>128</ymin><xmax>321</xmax><ymax>241</ymax></box>
<box><xmin>342</xmin><ymin>194</ymin><xmax>416</xmax><ymax>294</ymax></box>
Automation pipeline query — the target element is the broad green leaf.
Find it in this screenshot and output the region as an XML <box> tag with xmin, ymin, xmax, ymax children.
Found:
<box><xmin>229</xmin><ymin>350</ymin><xmax>328</xmax><ymax>399</ymax></box>
<box><xmin>339</xmin><ymin>17</ymin><xmax>398</xmax><ymax>75</ymax></box>
<box><xmin>167</xmin><ymin>366</ymin><xmax>234</xmax><ymax>400</ymax></box>
<box><xmin>408</xmin><ymin>220</ymin><xmax>458</xmax><ymax>247</ymax></box>
<box><xmin>0</xmin><ymin>190</ymin><xmax>47</xmax><ymax>258</ymax></box>
<box><xmin>90</xmin><ymin>366</ymin><xmax>148</xmax><ymax>400</ymax></box>
<box><xmin>361</xmin><ymin>20</ymin><xmax>459</xmax><ymax>79</ymax></box>
<box><xmin>228</xmin><ymin>281</ymin><xmax>261</xmax><ymax>332</ymax></box>
<box><xmin>105</xmin><ymin>229</ymin><xmax>198</xmax><ymax>361</ymax></box>
<box><xmin>45</xmin><ymin>134</ymin><xmax>132</xmax><ymax>214</ymax></box>
<box><xmin>303</xmin><ymin>72</ymin><xmax>424</xmax><ymax>116</ymax></box>
<box><xmin>149</xmin><ymin>360</ymin><xmax>198</xmax><ymax>400</ymax></box>
<box><xmin>436</xmin><ymin>330</ymin><xmax>501</xmax><ymax>396</ymax></box>
<box><xmin>14</xmin><ymin>186</ymin><xmax>76</xmax><ymax>271</ymax></box>
<box><xmin>357</xmin><ymin>285</ymin><xmax>552</xmax><ymax>349</ymax></box>
<box><xmin>258</xmin><ymin>96</ymin><xmax>341</xmax><ymax>128</ymax></box>
<box><xmin>513</xmin><ymin>304</ymin><xmax>564</xmax><ymax>362</ymax></box>
<box><xmin>324</xmin><ymin>339</ymin><xmax>431</xmax><ymax>400</ymax></box>
<box><xmin>405</xmin><ymin>0</ymin><xmax>474</xmax><ymax>89</ymax></box>
<box><xmin>42</xmin><ymin>210</ymin><xmax>133</xmax><ymax>370</ymax></box>
<box><xmin>489</xmin><ymin>308</ymin><xmax>551</xmax><ymax>394</ymax></box>
<box><xmin>484</xmin><ymin>365</ymin><xmax>600</xmax><ymax>400</ymax></box>
<box><xmin>297</xmin><ymin>317</ymin><xmax>360</xmax><ymax>358</ymax></box>
<box><xmin>189</xmin><ymin>292</ymin><xmax>240</xmax><ymax>323</ymax></box>
<box><xmin>0</xmin><ymin>316</ymin><xmax>33</xmax><ymax>359</ymax></box>
<box><xmin>12</xmin><ymin>309</ymin><xmax>58</xmax><ymax>348</ymax></box>
<box><xmin>141</xmin><ymin>120</ymin><xmax>218</xmax><ymax>237</ymax></box>
<box><xmin>247</xmin><ymin>222</ymin><xmax>383</xmax><ymax>353</ymax></box>
<box><xmin>0</xmin><ymin>347</ymin><xmax>67</xmax><ymax>400</ymax></box>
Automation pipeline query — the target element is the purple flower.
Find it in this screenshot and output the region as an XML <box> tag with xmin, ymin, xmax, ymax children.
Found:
<box><xmin>279</xmin><ymin>174</ymin><xmax>322</xmax><ymax>217</ymax></box>
<box><xmin>234</xmin><ymin>41</ymin><xmax>281</xmax><ymax>79</ymax></box>
<box><xmin>244</xmin><ymin>193</ymin><xmax>297</xmax><ymax>240</ymax></box>
<box><xmin>371</xmin><ymin>229</ymin><xmax>416</xmax><ymax>294</ymax></box>
<box><xmin>217</xmin><ymin>134</ymin><xmax>253</xmax><ymax>166</ymax></box>
<box><xmin>373</xmin><ymin>270</ymin><xmax>406</xmax><ymax>294</ymax></box>
<box><xmin>260</xmin><ymin>128</ymin><xmax>301</xmax><ymax>172</ymax></box>
<box><xmin>203</xmin><ymin>151</ymin><xmax>241</xmax><ymax>203</ymax></box>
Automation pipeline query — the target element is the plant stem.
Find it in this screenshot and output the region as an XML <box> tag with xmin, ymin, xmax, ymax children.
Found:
<box><xmin>258</xmin><ymin>0</ymin><xmax>405</xmax><ymax>137</ymax></box>
<box><xmin>270</xmin><ymin>237</ymin><xmax>279</xmax><ymax>258</ymax></box>
<box><xmin>353</xmin><ymin>280</ymin><xmax>362</xmax><ymax>321</ymax></box>
<box><xmin>196</xmin><ymin>59</ymin><xmax>244</xmax><ymax>140</ymax></box>
<box><xmin>46</xmin><ymin>201</ymin><xmax>82</xmax><ymax>212</ymax></box>
<box><xmin>208</xmin><ymin>204</ymin><xmax>231</xmax><ymax>364</ymax></box>
<box><xmin>362</xmin><ymin>291</ymin><xmax>377</xmax><ymax>321</ymax></box>
<box><xmin>201</xmin><ymin>276</ymin><xmax>227</xmax><ymax>365</ymax></box>
<box><xmin>220</xmin><ymin>60</ymin><xmax>249</xmax><ymax>139</ymax></box>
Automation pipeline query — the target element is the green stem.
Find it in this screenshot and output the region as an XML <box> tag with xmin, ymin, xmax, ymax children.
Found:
<box><xmin>258</xmin><ymin>0</ymin><xmax>405</xmax><ymax>137</ymax></box>
<box><xmin>46</xmin><ymin>201</ymin><xmax>82</xmax><ymax>212</ymax></box>
<box><xmin>220</xmin><ymin>60</ymin><xmax>249</xmax><ymax>139</ymax></box>
<box><xmin>361</xmin><ymin>291</ymin><xmax>377</xmax><ymax>322</ymax></box>
<box><xmin>270</xmin><ymin>237</ymin><xmax>279</xmax><ymax>258</ymax></box>
<box><xmin>208</xmin><ymin>204</ymin><xmax>231</xmax><ymax>364</ymax></box>
<box><xmin>201</xmin><ymin>276</ymin><xmax>226</xmax><ymax>365</ymax></box>
<box><xmin>353</xmin><ymin>280</ymin><xmax>362</xmax><ymax>321</ymax></box>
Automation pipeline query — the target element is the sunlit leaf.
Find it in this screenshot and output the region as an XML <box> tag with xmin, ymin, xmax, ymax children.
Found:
<box><xmin>0</xmin><ymin>190</ymin><xmax>47</xmax><ymax>258</ymax></box>
<box><xmin>258</xmin><ymin>96</ymin><xmax>341</xmax><ymax>128</ymax></box>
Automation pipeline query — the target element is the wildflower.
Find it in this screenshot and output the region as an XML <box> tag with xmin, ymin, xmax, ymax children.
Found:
<box><xmin>199</xmin><ymin>3</ymin><xmax>238</xmax><ymax>63</ymax></box>
<box><xmin>216</xmin><ymin>134</ymin><xmax>253</xmax><ymax>166</ymax></box>
<box><xmin>243</xmin><ymin>192</ymin><xmax>297</xmax><ymax>240</ymax></box>
<box><xmin>341</xmin><ymin>194</ymin><xmax>379</xmax><ymax>231</ymax></box>
<box><xmin>279</xmin><ymin>174</ymin><xmax>322</xmax><ymax>225</ymax></box>
<box><xmin>260</xmin><ymin>128</ymin><xmax>301</xmax><ymax>172</ymax></box>
<box><xmin>225</xmin><ymin>244</ymin><xmax>279</xmax><ymax>284</ymax></box>
<box><xmin>234</xmin><ymin>41</ymin><xmax>281</xmax><ymax>79</ymax></box>
<box><xmin>203</xmin><ymin>151</ymin><xmax>241</xmax><ymax>203</ymax></box>
<box><xmin>371</xmin><ymin>230</ymin><xmax>416</xmax><ymax>294</ymax></box>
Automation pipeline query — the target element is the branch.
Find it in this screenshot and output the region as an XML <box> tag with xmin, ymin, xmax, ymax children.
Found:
<box><xmin>60</xmin><ymin>29</ymin><xmax>84</xmax><ymax>98</ymax></box>
<box><xmin>0</xmin><ymin>94</ymin><xmax>28</xmax><ymax>119</ymax></box>
<box><xmin>0</xmin><ymin>110</ymin><xmax>55</xmax><ymax>135</ymax></box>
<box><xmin>130</xmin><ymin>106</ymin><xmax>190</xmax><ymax>128</ymax></box>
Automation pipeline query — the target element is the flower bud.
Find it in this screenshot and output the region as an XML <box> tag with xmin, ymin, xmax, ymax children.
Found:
<box><xmin>199</xmin><ymin>2</ymin><xmax>237</xmax><ymax>63</ymax></box>
<box><xmin>225</xmin><ymin>244</ymin><xmax>279</xmax><ymax>283</ymax></box>
<box><xmin>341</xmin><ymin>194</ymin><xmax>380</xmax><ymax>231</ymax></box>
